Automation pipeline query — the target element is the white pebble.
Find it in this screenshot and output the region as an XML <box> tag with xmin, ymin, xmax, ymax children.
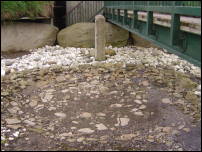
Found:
<box><xmin>13</xmin><ymin>131</ymin><xmax>20</xmax><ymax>137</ymax></box>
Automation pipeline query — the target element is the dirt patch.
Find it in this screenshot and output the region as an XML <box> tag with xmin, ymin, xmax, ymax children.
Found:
<box><xmin>1</xmin><ymin>51</ymin><xmax>31</xmax><ymax>59</ymax></box>
<box><xmin>1</xmin><ymin>64</ymin><xmax>201</xmax><ymax>151</ymax></box>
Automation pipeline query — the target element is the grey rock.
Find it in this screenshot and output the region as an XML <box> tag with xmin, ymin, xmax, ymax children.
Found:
<box><xmin>162</xmin><ymin>98</ymin><xmax>172</xmax><ymax>104</ymax></box>
<box><xmin>54</xmin><ymin>112</ymin><xmax>67</xmax><ymax>118</ymax></box>
<box><xmin>8</xmin><ymin>107</ymin><xmax>20</xmax><ymax>114</ymax></box>
<box><xmin>5</xmin><ymin>118</ymin><xmax>21</xmax><ymax>125</ymax></box>
<box><xmin>115</xmin><ymin>118</ymin><xmax>130</xmax><ymax>127</ymax></box>
<box><xmin>139</xmin><ymin>105</ymin><xmax>146</xmax><ymax>110</ymax></box>
<box><xmin>33</xmin><ymin>57</ymin><xmax>41</xmax><ymax>61</ymax></box>
<box><xmin>24</xmin><ymin>120</ymin><xmax>36</xmax><ymax>126</ymax></box>
<box><xmin>77</xmin><ymin>137</ymin><xmax>85</xmax><ymax>142</ymax></box>
<box><xmin>5</xmin><ymin>60</ymin><xmax>14</xmax><ymax>66</ymax></box>
<box><xmin>60</xmin><ymin>132</ymin><xmax>73</xmax><ymax>137</ymax></box>
<box><xmin>95</xmin><ymin>123</ymin><xmax>108</xmax><ymax>130</ymax></box>
<box><xmin>78</xmin><ymin>128</ymin><xmax>94</xmax><ymax>134</ymax></box>
<box><xmin>134</xmin><ymin>100</ymin><xmax>142</xmax><ymax>104</ymax></box>
<box><xmin>29</xmin><ymin>100</ymin><xmax>38</xmax><ymax>107</ymax></box>
<box><xmin>134</xmin><ymin>111</ymin><xmax>144</xmax><ymax>116</ymax></box>
<box><xmin>80</xmin><ymin>112</ymin><xmax>92</xmax><ymax>119</ymax></box>
<box><xmin>57</xmin><ymin>22</ymin><xmax>128</xmax><ymax>48</ymax></box>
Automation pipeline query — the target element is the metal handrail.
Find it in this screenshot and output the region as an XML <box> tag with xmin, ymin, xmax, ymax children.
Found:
<box><xmin>66</xmin><ymin>1</ymin><xmax>104</xmax><ymax>26</ymax></box>
<box><xmin>66</xmin><ymin>1</ymin><xmax>84</xmax><ymax>15</ymax></box>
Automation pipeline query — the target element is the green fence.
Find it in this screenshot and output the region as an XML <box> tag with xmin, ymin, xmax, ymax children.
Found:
<box><xmin>104</xmin><ymin>1</ymin><xmax>201</xmax><ymax>67</ymax></box>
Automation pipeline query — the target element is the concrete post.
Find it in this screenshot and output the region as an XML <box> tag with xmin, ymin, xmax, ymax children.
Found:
<box><xmin>95</xmin><ymin>15</ymin><xmax>106</xmax><ymax>61</ymax></box>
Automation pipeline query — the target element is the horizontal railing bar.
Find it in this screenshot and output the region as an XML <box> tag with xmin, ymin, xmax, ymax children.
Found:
<box><xmin>109</xmin><ymin>9</ymin><xmax>201</xmax><ymax>35</ymax></box>
<box><xmin>105</xmin><ymin>6</ymin><xmax>201</xmax><ymax>17</ymax></box>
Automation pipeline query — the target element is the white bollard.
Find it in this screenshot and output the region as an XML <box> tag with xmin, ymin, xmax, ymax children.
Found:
<box><xmin>95</xmin><ymin>15</ymin><xmax>106</xmax><ymax>61</ymax></box>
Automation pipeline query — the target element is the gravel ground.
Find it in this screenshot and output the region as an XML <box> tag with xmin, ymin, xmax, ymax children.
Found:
<box><xmin>1</xmin><ymin>45</ymin><xmax>201</xmax><ymax>77</ymax></box>
<box><xmin>1</xmin><ymin>45</ymin><xmax>201</xmax><ymax>151</ymax></box>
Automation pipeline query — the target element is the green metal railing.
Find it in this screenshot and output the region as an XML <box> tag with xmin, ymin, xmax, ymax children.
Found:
<box><xmin>104</xmin><ymin>1</ymin><xmax>201</xmax><ymax>67</ymax></box>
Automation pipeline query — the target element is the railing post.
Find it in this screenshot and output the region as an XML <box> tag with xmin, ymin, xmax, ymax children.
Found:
<box><xmin>123</xmin><ymin>9</ymin><xmax>128</xmax><ymax>25</ymax></box>
<box><xmin>117</xmin><ymin>9</ymin><xmax>120</xmax><ymax>23</ymax></box>
<box><xmin>146</xmin><ymin>11</ymin><xmax>153</xmax><ymax>35</ymax></box>
<box><xmin>132</xmin><ymin>10</ymin><xmax>138</xmax><ymax>29</ymax></box>
<box><xmin>170</xmin><ymin>13</ymin><xmax>180</xmax><ymax>46</ymax></box>
<box><xmin>95</xmin><ymin>15</ymin><xmax>106</xmax><ymax>61</ymax></box>
<box><xmin>112</xmin><ymin>8</ymin><xmax>115</xmax><ymax>20</ymax></box>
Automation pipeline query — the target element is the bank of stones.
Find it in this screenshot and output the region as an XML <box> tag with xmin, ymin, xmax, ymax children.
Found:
<box><xmin>1</xmin><ymin>45</ymin><xmax>201</xmax><ymax>77</ymax></box>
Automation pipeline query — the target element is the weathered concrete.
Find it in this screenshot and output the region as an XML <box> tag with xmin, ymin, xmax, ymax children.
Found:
<box><xmin>95</xmin><ymin>15</ymin><xmax>106</xmax><ymax>61</ymax></box>
<box><xmin>1</xmin><ymin>22</ymin><xmax>58</xmax><ymax>53</ymax></box>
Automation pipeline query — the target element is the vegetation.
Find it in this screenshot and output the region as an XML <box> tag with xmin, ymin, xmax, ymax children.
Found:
<box><xmin>1</xmin><ymin>1</ymin><xmax>50</xmax><ymax>20</ymax></box>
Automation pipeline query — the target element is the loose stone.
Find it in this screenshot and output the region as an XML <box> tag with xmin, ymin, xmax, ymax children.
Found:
<box><xmin>72</xmin><ymin>121</ymin><xmax>79</xmax><ymax>124</ymax></box>
<box><xmin>162</xmin><ymin>98</ymin><xmax>172</xmax><ymax>104</ymax></box>
<box><xmin>178</xmin><ymin>125</ymin><xmax>185</xmax><ymax>130</ymax></box>
<box><xmin>131</xmin><ymin>108</ymin><xmax>138</xmax><ymax>112</ymax></box>
<box><xmin>142</xmin><ymin>80</ymin><xmax>149</xmax><ymax>86</ymax></box>
<box><xmin>115</xmin><ymin>118</ymin><xmax>130</xmax><ymax>127</ymax></box>
<box><xmin>13</xmin><ymin>131</ymin><xmax>20</xmax><ymax>137</ymax></box>
<box><xmin>5</xmin><ymin>60</ymin><xmax>14</xmax><ymax>66</ymax></box>
<box><xmin>48</xmin><ymin>107</ymin><xmax>57</xmax><ymax>111</ymax></box>
<box><xmin>5</xmin><ymin>118</ymin><xmax>21</xmax><ymax>125</ymax></box>
<box><xmin>29</xmin><ymin>100</ymin><xmax>38</xmax><ymax>107</ymax></box>
<box><xmin>134</xmin><ymin>100</ymin><xmax>142</xmax><ymax>104</ymax></box>
<box><xmin>78</xmin><ymin>128</ymin><xmax>94</xmax><ymax>134</ymax></box>
<box><xmin>136</xmin><ymin>95</ymin><xmax>142</xmax><ymax>99</ymax></box>
<box><xmin>96</xmin><ymin>113</ymin><xmax>106</xmax><ymax>117</ymax></box>
<box><xmin>77</xmin><ymin>137</ymin><xmax>85</xmax><ymax>142</ymax></box>
<box><xmin>8</xmin><ymin>107</ymin><xmax>20</xmax><ymax>114</ymax></box>
<box><xmin>147</xmin><ymin>135</ymin><xmax>154</xmax><ymax>142</ymax></box>
<box><xmin>7</xmin><ymin>125</ymin><xmax>22</xmax><ymax>129</ymax></box>
<box><xmin>162</xmin><ymin>127</ymin><xmax>172</xmax><ymax>133</ymax></box>
<box><xmin>139</xmin><ymin>105</ymin><xmax>146</xmax><ymax>110</ymax></box>
<box><xmin>95</xmin><ymin>123</ymin><xmax>108</xmax><ymax>130</ymax></box>
<box><xmin>182</xmin><ymin>128</ymin><xmax>190</xmax><ymax>132</ymax></box>
<box><xmin>54</xmin><ymin>112</ymin><xmax>67</xmax><ymax>118</ymax></box>
<box><xmin>134</xmin><ymin>111</ymin><xmax>144</xmax><ymax>116</ymax></box>
<box><xmin>23</xmin><ymin>120</ymin><xmax>36</xmax><ymax>126</ymax></box>
<box><xmin>118</xmin><ymin>134</ymin><xmax>137</xmax><ymax>141</ymax></box>
<box><xmin>80</xmin><ymin>112</ymin><xmax>92</xmax><ymax>119</ymax></box>
<box><xmin>142</xmin><ymin>99</ymin><xmax>148</xmax><ymax>103</ymax></box>
<box><xmin>60</xmin><ymin>132</ymin><xmax>73</xmax><ymax>137</ymax></box>
<box><xmin>110</xmin><ymin>104</ymin><xmax>122</xmax><ymax>108</ymax></box>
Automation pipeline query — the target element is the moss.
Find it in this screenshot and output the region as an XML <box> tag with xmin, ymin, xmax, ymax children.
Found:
<box><xmin>184</xmin><ymin>91</ymin><xmax>198</xmax><ymax>103</ymax></box>
<box><xmin>106</xmin><ymin>40</ymin><xmax>127</xmax><ymax>47</ymax></box>
<box><xmin>1</xmin><ymin>139</ymin><xmax>7</xmax><ymax>144</ymax></box>
<box><xmin>28</xmin><ymin>127</ymin><xmax>44</xmax><ymax>134</ymax></box>
<box><xmin>178</xmin><ymin>77</ymin><xmax>197</xmax><ymax>89</ymax></box>
<box><xmin>60</xmin><ymin>143</ymin><xmax>79</xmax><ymax>151</ymax></box>
<box><xmin>105</xmin><ymin>49</ymin><xmax>116</xmax><ymax>56</ymax></box>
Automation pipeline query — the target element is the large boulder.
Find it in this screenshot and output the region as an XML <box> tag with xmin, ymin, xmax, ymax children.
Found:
<box><xmin>1</xmin><ymin>22</ymin><xmax>58</xmax><ymax>52</ymax></box>
<box><xmin>57</xmin><ymin>22</ymin><xmax>129</xmax><ymax>48</ymax></box>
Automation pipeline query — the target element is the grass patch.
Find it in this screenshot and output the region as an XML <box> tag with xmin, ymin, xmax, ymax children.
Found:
<box><xmin>1</xmin><ymin>1</ymin><xmax>50</xmax><ymax>20</ymax></box>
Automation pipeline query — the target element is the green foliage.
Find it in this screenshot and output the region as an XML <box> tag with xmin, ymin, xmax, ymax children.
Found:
<box><xmin>1</xmin><ymin>1</ymin><xmax>49</xmax><ymax>20</ymax></box>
